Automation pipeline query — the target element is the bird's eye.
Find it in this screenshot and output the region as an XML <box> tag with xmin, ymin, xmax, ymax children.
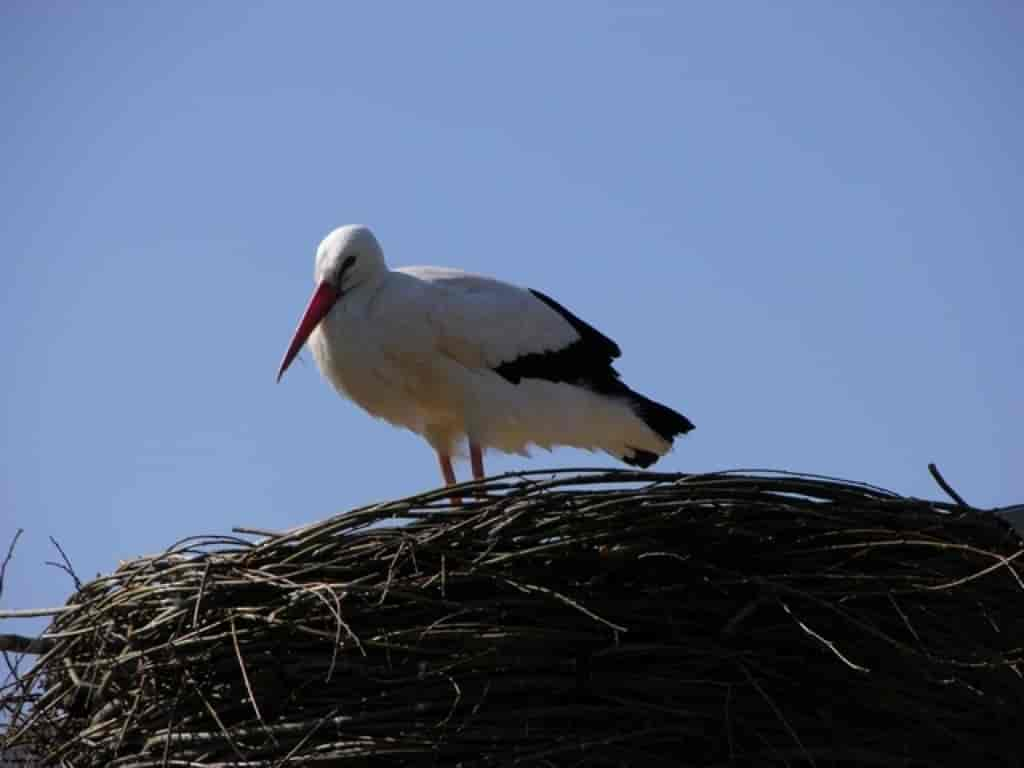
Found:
<box><xmin>339</xmin><ymin>254</ymin><xmax>357</xmax><ymax>278</ymax></box>
<box><xmin>335</xmin><ymin>254</ymin><xmax>357</xmax><ymax>286</ymax></box>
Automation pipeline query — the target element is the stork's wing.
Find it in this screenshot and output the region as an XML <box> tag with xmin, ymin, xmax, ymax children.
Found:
<box><xmin>399</xmin><ymin>267</ymin><xmax>621</xmax><ymax>383</ymax></box>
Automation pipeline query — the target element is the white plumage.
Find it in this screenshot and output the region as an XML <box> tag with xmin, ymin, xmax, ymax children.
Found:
<box><xmin>278</xmin><ymin>225</ymin><xmax>694</xmax><ymax>488</ymax></box>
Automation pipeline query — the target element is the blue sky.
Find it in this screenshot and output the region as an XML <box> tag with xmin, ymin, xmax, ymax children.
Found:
<box><xmin>2</xmin><ymin>2</ymin><xmax>1021</xmax><ymax>628</ymax></box>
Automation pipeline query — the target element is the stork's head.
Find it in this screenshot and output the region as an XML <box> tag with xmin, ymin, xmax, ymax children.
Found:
<box><xmin>314</xmin><ymin>224</ymin><xmax>386</xmax><ymax>288</ymax></box>
<box><xmin>277</xmin><ymin>225</ymin><xmax>386</xmax><ymax>382</ymax></box>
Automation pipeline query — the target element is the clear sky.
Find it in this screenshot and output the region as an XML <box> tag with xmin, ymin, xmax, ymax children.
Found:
<box><xmin>2</xmin><ymin>2</ymin><xmax>1021</xmax><ymax>629</ymax></box>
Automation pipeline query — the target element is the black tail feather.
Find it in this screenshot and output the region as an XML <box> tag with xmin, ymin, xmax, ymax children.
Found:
<box><xmin>627</xmin><ymin>390</ymin><xmax>695</xmax><ymax>444</ymax></box>
<box><xmin>619</xmin><ymin>389</ymin><xmax>694</xmax><ymax>468</ymax></box>
<box><xmin>622</xmin><ymin>449</ymin><xmax>660</xmax><ymax>468</ymax></box>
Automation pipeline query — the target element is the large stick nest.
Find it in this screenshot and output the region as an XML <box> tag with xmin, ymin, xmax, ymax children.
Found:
<box><xmin>3</xmin><ymin>469</ymin><xmax>1023</xmax><ymax>766</ymax></box>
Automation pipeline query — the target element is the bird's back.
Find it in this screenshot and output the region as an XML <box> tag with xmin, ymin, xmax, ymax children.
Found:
<box><xmin>394</xmin><ymin>266</ymin><xmax>599</xmax><ymax>373</ymax></box>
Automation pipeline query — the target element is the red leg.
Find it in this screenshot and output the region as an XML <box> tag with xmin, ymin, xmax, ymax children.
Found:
<box><xmin>437</xmin><ymin>452</ymin><xmax>461</xmax><ymax>505</ymax></box>
<box><xmin>438</xmin><ymin>452</ymin><xmax>457</xmax><ymax>485</ymax></box>
<box><xmin>469</xmin><ymin>442</ymin><xmax>488</xmax><ymax>500</ymax></box>
<box><xmin>470</xmin><ymin>442</ymin><xmax>485</xmax><ymax>481</ymax></box>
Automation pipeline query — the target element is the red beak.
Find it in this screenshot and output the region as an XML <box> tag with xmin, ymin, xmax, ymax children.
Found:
<box><xmin>276</xmin><ymin>281</ymin><xmax>340</xmax><ymax>382</ymax></box>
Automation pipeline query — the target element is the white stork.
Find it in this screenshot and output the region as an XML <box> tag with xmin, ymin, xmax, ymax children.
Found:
<box><xmin>277</xmin><ymin>225</ymin><xmax>694</xmax><ymax>489</ymax></box>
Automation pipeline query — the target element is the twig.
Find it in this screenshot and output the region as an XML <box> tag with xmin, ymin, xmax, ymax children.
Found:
<box><xmin>928</xmin><ymin>462</ymin><xmax>969</xmax><ymax>507</ymax></box>
<box><xmin>233</xmin><ymin>525</ymin><xmax>288</xmax><ymax>538</ymax></box>
<box><xmin>502</xmin><ymin>578</ymin><xmax>628</xmax><ymax>633</ymax></box>
<box><xmin>0</xmin><ymin>634</ymin><xmax>54</xmax><ymax>655</ymax></box>
<box><xmin>926</xmin><ymin>546</ymin><xmax>1024</xmax><ymax>592</ymax></box>
<box><xmin>0</xmin><ymin>606</ymin><xmax>76</xmax><ymax>618</ymax></box>
<box><xmin>192</xmin><ymin>560</ymin><xmax>212</xmax><ymax>628</ymax></box>
<box><xmin>0</xmin><ymin>528</ymin><xmax>24</xmax><ymax>599</ymax></box>
<box><xmin>47</xmin><ymin>535</ymin><xmax>82</xmax><ymax>590</ymax></box>
<box><xmin>230</xmin><ymin>615</ymin><xmax>268</xmax><ymax>730</ymax></box>
<box><xmin>781</xmin><ymin>601</ymin><xmax>870</xmax><ymax>672</ymax></box>
<box><xmin>887</xmin><ymin>592</ymin><xmax>923</xmax><ymax>647</ymax></box>
<box><xmin>271</xmin><ymin>706</ymin><xmax>339</xmax><ymax>768</ymax></box>
<box><xmin>189</xmin><ymin>672</ymin><xmax>248</xmax><ymax>762</ymax></box>
<box><xmin>741</xmin><ymin>663</ymin><xmax>816</xmax><ymax>767</ymax></box>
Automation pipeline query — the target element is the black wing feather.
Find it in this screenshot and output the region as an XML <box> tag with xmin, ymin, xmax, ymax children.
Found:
<box><xmin>493</xmin><ymin>289</ymin><xmax>695</xmax><ymax>456</ymax></box>
<box><xmin>494</xmin><ymin>289</ymin><xmax>620</xmax><ymax>385</ymax></box>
